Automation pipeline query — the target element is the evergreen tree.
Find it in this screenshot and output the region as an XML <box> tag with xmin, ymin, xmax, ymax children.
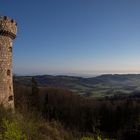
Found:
<box><xmin>29</xmin><ymin>77</ymin><xmax>39</xmax><ymax>110</ymax></box>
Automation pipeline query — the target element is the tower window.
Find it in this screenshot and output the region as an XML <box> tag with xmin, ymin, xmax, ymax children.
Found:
<box><xmin>8</xmin><ymin>95</ymin><xmax>14</xmax><ymax>101</ymax></box>
<box><xmin>7</xmin><ymin>70</ymin><xmax>11</xmax><ymax>76</ymax></box>
<box><xmin>9</xmin><ymin>47</ymin><xmax>12</xmax><ymax>53</ymax></box>
<box><xmin>9</xmin><ymin>86</ymin><xmax>11</xmax><ymax>90</ymax></box>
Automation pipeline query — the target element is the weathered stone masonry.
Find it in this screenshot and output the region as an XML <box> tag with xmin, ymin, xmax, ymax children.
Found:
<box><xmin>0</xmin><ymin>16</ymin><xmax>17</xmax><ymax>108</ymax></box>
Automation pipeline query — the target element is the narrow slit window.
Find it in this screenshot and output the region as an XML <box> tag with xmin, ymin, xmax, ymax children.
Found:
<box><xmin>9</xmin><ymin>47</ymin><xmax>12</xmax><ymax>53</ymax></box>
<box><xmin>7</xmin><ymin>70</ymin><xmax>10</xmax><ymax>76</ymax></box>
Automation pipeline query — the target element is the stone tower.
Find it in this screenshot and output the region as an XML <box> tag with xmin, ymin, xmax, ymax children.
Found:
<box><xmin>0</xmin><ymin>16</ymin><xmax>17</xmax><ymax>109</ymax></box>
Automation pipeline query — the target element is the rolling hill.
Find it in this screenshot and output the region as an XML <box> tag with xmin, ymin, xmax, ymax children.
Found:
<box><xmin>14</xmin><ymin>74</ymin><xmax>140</xmax><ymax>98</ymax></box>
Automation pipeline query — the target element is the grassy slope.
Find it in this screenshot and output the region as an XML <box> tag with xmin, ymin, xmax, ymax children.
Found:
<box><xmin>0</xmin><ymin>105</ymin><xmax>76</xmax><ymax>140</ymax></box>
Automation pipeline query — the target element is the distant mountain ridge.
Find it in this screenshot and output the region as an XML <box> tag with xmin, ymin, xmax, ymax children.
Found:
<box><xmin>14</xmin><ymin>74</ymin><xmax>140</xmax><ymax>97</ymax></box>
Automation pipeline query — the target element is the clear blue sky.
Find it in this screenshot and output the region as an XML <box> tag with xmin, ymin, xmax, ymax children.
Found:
<box><xmin>0</xmin><ymin>0</ymin><xmax>140</xmax><ymax>76</ymax></box>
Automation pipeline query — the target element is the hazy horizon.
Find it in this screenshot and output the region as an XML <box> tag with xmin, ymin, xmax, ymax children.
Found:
<box><xmin>1</xmin><ymin>0</ymin><xmax>140</xmax><ymax>75</ymax></box>
<box><xmin>14</xmin><ymin>71</ymin><xmax>140</xmax><ymax>78</ymax></box>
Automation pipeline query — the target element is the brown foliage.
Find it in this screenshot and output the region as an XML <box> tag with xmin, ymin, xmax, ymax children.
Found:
<box><xmin>14</xmin><ymin>84</ymin><xmax>140</xmax><ymax>139</ymax></box>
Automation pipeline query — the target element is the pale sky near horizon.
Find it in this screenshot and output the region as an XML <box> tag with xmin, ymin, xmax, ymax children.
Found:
<box><xmin>1</xmin><ymin>0</ymin><xmax>140</xmax><ymax>76</ymax></box>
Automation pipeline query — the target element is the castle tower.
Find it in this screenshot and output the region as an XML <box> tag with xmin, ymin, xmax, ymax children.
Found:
<box><xmin>0</xmin><ymin>16</ymin><xmax>17</xmax><ymax>109</ymax></box>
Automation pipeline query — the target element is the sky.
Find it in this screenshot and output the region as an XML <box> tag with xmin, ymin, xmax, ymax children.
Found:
<box><xmin>0</xmin><ymin>0</ymin><xmax>140</xmax><ymax>76</ymax></box>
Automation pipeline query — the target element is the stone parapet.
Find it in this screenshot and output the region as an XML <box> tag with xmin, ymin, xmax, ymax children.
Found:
<box><xmin>0</xmin><ymin>16</ymin><xmax>17</xmax><ymax>39</ymax></box>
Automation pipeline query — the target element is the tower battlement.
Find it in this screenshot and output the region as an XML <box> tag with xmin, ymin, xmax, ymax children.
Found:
<box><xmin>0</xmin><ymin>16</ymin><xmax>17</xmax><ymax>109</ymax></box>
<box><xmin>0</xmin><ymin>16</ymin><xmax>17</xmax><ymax>39</ymax></box>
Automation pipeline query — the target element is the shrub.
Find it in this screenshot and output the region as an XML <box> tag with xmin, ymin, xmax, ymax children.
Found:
<box><xmin>0</xmin><ymin>105</ymin><xmax>76</xmax><ymax>140</ymax></box>
<box><xmin>2</xmin><ymin>118</ymin><xmax>27</xmax><ymax>140</ymax></box>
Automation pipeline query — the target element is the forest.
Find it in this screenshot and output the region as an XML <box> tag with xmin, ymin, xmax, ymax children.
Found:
<box><xmin>12</xmin><ymin>77</ymin><xmax>140</xmax><ymax>140</ymax></box>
